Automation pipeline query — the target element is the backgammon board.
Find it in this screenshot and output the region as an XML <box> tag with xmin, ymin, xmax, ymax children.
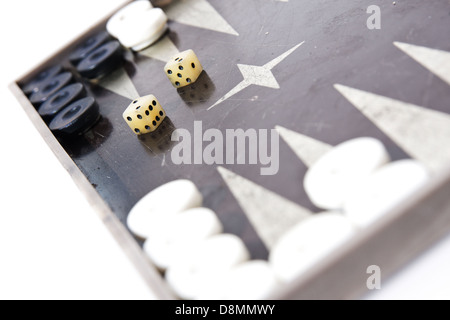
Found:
<box><xmin>10</xmin><ymin>0</ymin><xmax>450</xmax><ymax>299</ymax></box>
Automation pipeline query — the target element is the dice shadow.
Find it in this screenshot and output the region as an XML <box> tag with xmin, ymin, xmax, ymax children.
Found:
<box><xmin>176</xmin><ymin>71</ymin><xmax>216</xmax><ymax>107</ymax></box>
<box><xmin>138</xmin><ymin>117</ymin><xmax>176</xmax><ymax>155</ymax></box>
<box><xmin>59</xmin><ymin>116</ymin><xmax>113</xmax><ymax>157</ymax></box>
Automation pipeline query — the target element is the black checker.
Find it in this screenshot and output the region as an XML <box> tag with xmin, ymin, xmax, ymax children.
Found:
<box><xmin>77</xmin><ymin>41</ymin><xmax>124</xmax><ymax>79</ymax></box>
<box><xmin>49</xmin><ymin>97</ymin><xmax>100</xmax><ymax>135</ymax></box>
<box><xmin>38</xmin><ymin>83</ymin><xmax>87</xmax><ymax>122</ymax></box>
<box><xmin>21</xmin><ymin>65</ymin><xmax>63</xmax><ymax>96</ymax></box>
<box><xmin>29</xmin><ymin>72</ymin><xmax>74</xmax><ymax>107</ymax></box>
<box><xmin>69</xmin><ymin>31</ymin><xmax>111</xmax><ymax>66</ymax></box>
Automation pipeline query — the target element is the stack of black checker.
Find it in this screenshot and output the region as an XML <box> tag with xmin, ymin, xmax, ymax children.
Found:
<box><xmin>21</xmin><ymin>31</ymin><xmax>126</xmax><ymax>136</ymax></box>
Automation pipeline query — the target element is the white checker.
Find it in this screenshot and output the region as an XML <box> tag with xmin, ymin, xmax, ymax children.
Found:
<box><xmin>107</xmin><ymin>0</ymin><xmax>154</xmax><ymax>39</ymax></box>
<box><xmin>165</xmin><ymin>234</ymin><xmax>250</xmax><ymax>300</ymax></box>
<box><xmin>143</xmin><ymin>208</ymin><xmax>223</xmax><ymax>270</ymax></box>
<box><xmin>126</xmin><ymin>180</ymin><xmax>202</xmax><ymax>239</ymax></box>
<box><xmin>196</xmin><ymin>261</ymin><xmax>281</xmax><ymax>300</ymax></box>
<box><xmin>118</xmin><ymin>8</ymin><xmax>168</xmax><ymax>51</ymax></box>
<box><xmin>269</xmin><ymin>213</ymin><xmax>355</xmax><ymax>283</ymax></box>
<box><xmin>343</xmin><ymin>160</ymin><xmax>430</xmax><ymax>228</ymax></box>
<box><xmin>304</xmin><ymin>137</ymin><xmax>390</xmax><ymax>210</ymax></box>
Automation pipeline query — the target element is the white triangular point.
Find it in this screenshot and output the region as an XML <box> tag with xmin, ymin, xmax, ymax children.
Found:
<box><xmin>263</xmin><ymin>41</ymin><xmax>305</xmax><ymax>70</ymax></box>
<box><xmin>164</xmin><ymin>0</ymin><xmax>239</xmax><ymax>36</ymax></box>
<box><xmin>98</xmin><ymin>67</ymin><xmax>139</xmax><ymax>100</ymax></box>
<box><xmin>217</xmin><ymin>166</ymin><xmax>313</xmax><ymax>250</ymax></box>
<box><xmin>140</xmin><ymin>36</ymin><xmax>179</xmax><ymax>62</ymax></box>
<box><xmin>335</xmin><ymin>84</ymin><xmax>450</xmax><ymax>173</ymax></box>
<box><xmin>275</xmin><ymin>126</ymin><xmax>332</xmax><ymax>168</ymax></box>
<box><xmin>394</xmin><ymin>42</ymin><xmax>450</xmax><ymax>86</ymax></box>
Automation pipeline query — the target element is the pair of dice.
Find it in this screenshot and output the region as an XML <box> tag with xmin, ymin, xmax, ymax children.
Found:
<box><xmin>123</xmin><ymin>49</ymin><xmax>203</xmax><ymax>135</ymax></box>
<box><xmin>107</xmin><ymin>1</ymin><xmax>203</xmax><ymax>136</ymax></box>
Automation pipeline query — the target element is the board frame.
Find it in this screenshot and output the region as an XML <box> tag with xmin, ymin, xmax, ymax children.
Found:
<box><xmin>9</xmin><ymin>0</ymin><xmax>450</xmax><ymax>300</ymax></box>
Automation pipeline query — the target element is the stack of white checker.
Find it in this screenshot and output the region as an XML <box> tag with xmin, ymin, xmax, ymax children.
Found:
<box><xmin>127</xmin><ymin>179</ymin><xmax>281</xmax><ymax>300</ymax></box>
<box><xmin>270</xmin><ymin>137</ymin><xmax>430</xmax><ymax>283</ymax></box>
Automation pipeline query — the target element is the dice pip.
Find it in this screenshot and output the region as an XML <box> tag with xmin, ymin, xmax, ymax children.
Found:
<box><xmin>123</xmin><ymin>95</ymin><xmax>166</xmax><ymax>135</ymax></box>
<box><xmin>164</xmin><ymin>49</ymin><xmax>203</xmax><ymax>88</ymax></box>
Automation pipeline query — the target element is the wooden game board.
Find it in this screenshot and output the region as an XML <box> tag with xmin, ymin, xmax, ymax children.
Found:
<box><xmin>10</xmin><ymin>0</ymin><xmax>450</xmax><ymax>299</ymax></box>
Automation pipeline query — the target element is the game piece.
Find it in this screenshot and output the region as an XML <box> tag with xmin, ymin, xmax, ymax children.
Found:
<box><xmin>304</xmin><ymin>137</ymin><xmax>390</xmax><ymax>210</ymax></box>
<box><xmin>123</xmin><ymin>94</ymin><xmax>166</xmax><ymax>135</ymax></box>
<box><xmin>196</xmin><ymin>261</ymin><xmax>281</xmax><ymax>300</ymax></box>
<box><xmin>77</xmin><ymin>41</ymin><xmax>124</xmax><ymax>79</ymax></box>
<box><xmin>69</xmin><ymin>31</ymin><xmax>111</xmax><ymax>65</ymax></box>
<box><xmin>22</xmin><ymin>65</ymin><xmax>63</xmax><ymax>95</ymax></box>
<box><xmin>165</xmin><ymin>234</ymin><xmax>250</xmax><ymax>300</ymax></box>
<box><xmin>29</xmin><ymin>72</ymin><xmax>74</xmax><ymax>106</ymax></box>
<box><xmin>343</xmin><ymin>160</ymin><xmax>430</xmax><ymax>228</ymax></box>
<box><xmin>106</xmin><ymin>0</ymin><xmax>154</xmax><ymax>39</ymax></box>
<box><xmin>116</xmin><ymin>8</ymin><xmax>168</xmax><ymax>51</ymax></box>
<box><xmin>269</xmin><ymin>213</ymin><xmax>355</xmax><ymax>283</ymax></box>
<box><xmin>49</xmin><ymin>97</ymin><xmax>99</xmax><ymax>135</ymax></box>
<box><xmin>126</xmin><ymin>180</ymin><xmax>203</xmax><ymax>239</ymax></box>
<box><xmin>38</xmin><ymin>83</ymin><xmax>86</xmax><ymax>122</ymax></box>
<box><xmin>164</xmin><ymin>49</ymin><xmax>203</xmax><ymax>88</ymax></box>
<box><xmin>143</xmin><ymin>208</ymin><xmax>223</xmax><ymax>270</ymax></box>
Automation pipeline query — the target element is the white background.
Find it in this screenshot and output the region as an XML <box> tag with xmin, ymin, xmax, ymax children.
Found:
<box><xmin>0</xmin><ymin>0</ymin><xmax>449</xmax><ymax>300</ymax></box>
